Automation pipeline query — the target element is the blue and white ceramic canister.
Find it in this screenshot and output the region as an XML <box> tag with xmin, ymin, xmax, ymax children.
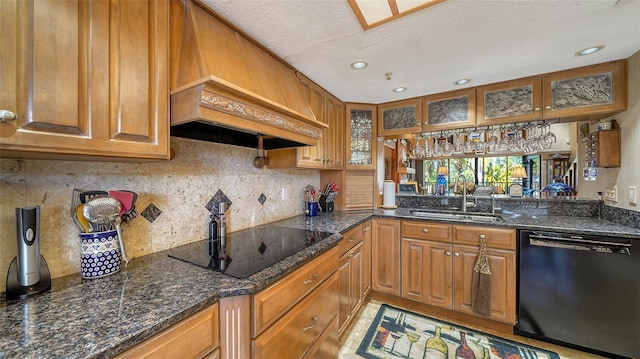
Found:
<box><xmin>79</xmin><ymin>229</ymin><xmax>122</xmax><ymax>279</ymax></box>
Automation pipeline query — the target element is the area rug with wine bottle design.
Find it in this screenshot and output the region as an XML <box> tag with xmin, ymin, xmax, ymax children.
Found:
<box><xmin>356</xmin><ymin>304</ymin><xmax>560</xmax><ymax>359</ymax></box>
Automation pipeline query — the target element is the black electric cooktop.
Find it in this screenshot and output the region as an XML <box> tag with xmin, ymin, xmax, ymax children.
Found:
<box><xmin>166</xmin><ymin>225</ymin><xmax>335</xmax><ymax>279</ymax></box>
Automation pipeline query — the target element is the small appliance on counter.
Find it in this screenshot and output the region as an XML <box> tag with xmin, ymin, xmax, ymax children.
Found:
<box><xmin>5</xmin><ymin>206</ymin><xmax>51</xmax><ymax>300</ymax></box>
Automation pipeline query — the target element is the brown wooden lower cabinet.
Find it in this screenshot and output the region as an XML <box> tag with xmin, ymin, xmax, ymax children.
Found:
<box><xmin>115</xmin><ymin>303</ymin><xmax>219</xmax><ymax>359</ymax></box>
<box><xmin>453</xmin><ymin>244</ymin><xmax>516</xmax><ymax>324</ymax></box>
<box><xmin>401</xmin><ymin>238</ymin><xmax>452</xmax><ymax>307</ymax></box>
<box><xmin>371</xmin><ymin>219</ymin><xmax>401</xmax><ymax>296</ymax></box>
<box><xmin>304</xmin><ymin>316</ymin><xmax>339</xmax><ymax>359</ymax></box>
<box><xmin>399</xmin><ymin>220</ymin><xmax>517</xmax><ymax>325</ymax></box>
<box><xmin>252</xmin><ymin>273</ymin><xmax>339</xmax><ymax>359</ymax></box>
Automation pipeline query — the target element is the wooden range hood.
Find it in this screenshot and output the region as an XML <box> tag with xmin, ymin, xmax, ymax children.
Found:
<box><xmin>169</xmin><ymin>0</ymin><xmax>327</xmax><ymax>149</ymax></box>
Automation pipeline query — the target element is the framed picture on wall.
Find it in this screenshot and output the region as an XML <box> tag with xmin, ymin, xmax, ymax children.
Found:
<box><xmin>578</xmin><ymin>122</ymin><xmax>590</xmax><ymax>142</ymax></box>
<box><xmin>398</xmin><ymin>181</ymin><xmax>418</xmax><ymax>193</ymax></box>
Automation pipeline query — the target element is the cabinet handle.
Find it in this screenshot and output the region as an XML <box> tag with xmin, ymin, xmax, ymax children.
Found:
<box><xmin>534</xmin><ymin>107</ymin><xmax>540</xmax><ymax>111</ymax></box>
<box><xmin>348</xmin><ymin>237</ymin><xmax>356</xmax><ymax>242</ymax></box>
<box><xmin>422</xmin><ymin>228</ymin><xmax>429</xmax><ymax>233</ymax></box>
<box><xmin>303</xmin><ymin>273</ymin><xmax>318</xmax><ymax>285</ymax></box>
<box><xmin>545</xmin><ymin>105</ymin><xmax>552</xmax><ymax>110</ymax></box>
<box><xmin>454</xmin><ymin>252</ymin><xmax>460</xmax><ymax>256</ymax></box>
<box><xmin>0</xmin><ymin>110</ymin><xmax>17</xmax><ymax>122</ymax></box>
<box><xmin>363</xmin><ymin>226</ymin><xmax>370</xmax><ymax>233</ymax></box>
<box><xmin>303</xmin><ymin>315</ymin><xmax>318</xmax><ymax>331</ymax></box>
<box><xmin>446</xmin><ymin>251</ymin><xmax>451</xmax><ymax>256</ymax></box>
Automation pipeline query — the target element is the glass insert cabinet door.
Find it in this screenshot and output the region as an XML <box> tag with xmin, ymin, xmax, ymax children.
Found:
<box><xmin>346</xmin><ymin>103</ymin><xmax>377</xmax><ymax>170</ymax></box>
<box><xmin>377</xmin><ymin>98</ymin><xmax>422</xmax><ymax>137</ymax></box>
<box><xmin>542</xmin><ymin>60</ymin><xmax>627</xmax><ymax>119</ymax></box>
<box><xmin>476</xmin><ymin>76</ymin><xmax>542</xmax><ymax>125</ymax></box>
<box><xmin>421</xmin><ymin>88</ymin><xmax>476</xmax><ymax>132</ymax></box>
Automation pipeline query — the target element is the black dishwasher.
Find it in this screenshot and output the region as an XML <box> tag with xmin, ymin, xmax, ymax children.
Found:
<box><xmin>516</xmin><ymin>230</ymin><xmax>639</xmax><ymax>359</ymax></box>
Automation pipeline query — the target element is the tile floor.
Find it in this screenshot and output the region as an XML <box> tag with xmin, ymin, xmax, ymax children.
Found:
<box><xmin>339</xmin><ymin>299</ymin><xmax>609</xmax><ymax>359</ymax></box>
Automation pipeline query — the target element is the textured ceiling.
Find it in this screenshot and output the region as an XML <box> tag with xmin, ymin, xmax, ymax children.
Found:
<box><xmin>199</xmin><ymin>0</ymin><xmax>640</xmax><ymax>104</ymax></box>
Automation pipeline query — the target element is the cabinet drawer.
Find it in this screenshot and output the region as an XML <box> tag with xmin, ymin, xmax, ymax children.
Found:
<box><xmin>338</xmin><ymin>223</ymin><xmax>363</xmax><ymax>256</ymax></box>
<box><xmin>116</xmin><ymin>303</ymin><xmax>219</xmax><ymax>359</ymax></box>
<box><xmin>252</xmin><ymin>246</ymin><xmax>338</xmax><ymax>337</ymax></box>
<box><xmin>402</xmin><ymin>221</ymin><xmax>452</xmax><ymax>242</ymax></box>
<box><xmin>252</xmin><ymin>273</ymin><xmax>339</xmax><ymax>359</ymax></box>
<box><xmin>452</xmin><ymin>225</ymin><xmax>515</xmax><ymax>249</ymax></box>
<box><xmin>304</xmin><ymin>316</ymin><xmax>339</xmax><ymax>359</ymax></box>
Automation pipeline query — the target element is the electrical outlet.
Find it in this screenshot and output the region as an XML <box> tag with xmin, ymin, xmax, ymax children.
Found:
<box><xmin>604</xmin><ymin>187</ymin><xmax>618</xmax><ymax>202</ymax></box>
<box><xmin>629</xmin><ymin>186</ymin><xmax>637</xmax><ymax>205</ymax></box>
<box><xmin>281</xmin><ymin>187</ymin><xmax>288</xmax><ymax>200</ymax></box>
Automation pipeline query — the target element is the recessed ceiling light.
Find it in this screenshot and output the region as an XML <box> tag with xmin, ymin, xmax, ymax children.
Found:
<box><xmin>392</xmin><ymin>87</ymin><xmax>406</xmax><ymax>93</ymax></box>
<box><xmin>454</xmin><ymin>78</ymin><xmax>471</xmax><ymax>85</ymax></box>
<box><xmin>351</xmin><ymin>61</ymin><xmax>368</xmax><ymax>70</ymax></box>
<box><xmin>576</xmin><ymin>45</ymin><xmax>605</xmax><ymax>56</ymax></box>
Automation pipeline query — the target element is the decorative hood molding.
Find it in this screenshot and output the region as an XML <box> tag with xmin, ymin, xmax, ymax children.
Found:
<box><xmin>169</xmin><ymin>0</ymin><xmax>327</xmax><ymax>149</ymax></box>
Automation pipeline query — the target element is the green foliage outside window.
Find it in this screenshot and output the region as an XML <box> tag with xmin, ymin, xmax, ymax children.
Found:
<box><xmin>423</xmin><ymin>155</ymin><xmax>539</xmax><ymax>194</ymax></box>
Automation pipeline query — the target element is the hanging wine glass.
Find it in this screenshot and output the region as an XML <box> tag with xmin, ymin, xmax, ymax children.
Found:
<box><xmin>453</xmin><ymin>131</ymin><xmax>464</xmax><ymax>154</ymax></box>
<box><xmin>498</xmin><ymin>126</ymin><xmax>511</xmax><ymax>151</ymax></box>
<box><xmin>487</xmin><ymin>128</ymin><xmax>499</xmax><ymax>153</ymax></box>
<box><xmin>442</xmin><ymin>131</ymin><xmax>454</xmax><ymax>156</ymax></box>
<box><xmin>413</xmin><ymin>135</ymin><xmax>425</xmax><ymax>158</ymax></box>
<box><xmin>464</xmin><ymin>129</ymin><xmax>475</xmax><ymax>153</ymax></box>
<box><xmin>474</xmin><ymin>129</ymin><xmax>486</xmax><ymax>155</ymax></box>
<box><xmin>424</xmin><ymin>133</ymin><xmax>433</xmax><ymax>158</ymax></box>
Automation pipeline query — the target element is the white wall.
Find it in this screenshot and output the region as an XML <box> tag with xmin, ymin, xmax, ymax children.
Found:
<box><xmin>577</xmin><ymin>50</ymin><xmax>640</xmax><ymax>211</ymax></box>
<box><xmin>0</xmin><ymin>138</ymin><xmax>319</xmax><ymax>289</ymax></box>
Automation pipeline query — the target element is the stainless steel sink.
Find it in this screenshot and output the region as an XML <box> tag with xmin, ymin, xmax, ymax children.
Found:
<box><xmin>409</xmin><ymin>210</ymin><xmax>504</xmax><ymax>223</ymax></box>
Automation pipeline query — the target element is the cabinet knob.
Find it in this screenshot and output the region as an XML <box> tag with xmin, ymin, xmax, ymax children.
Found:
<box><xmin>545</xmin><ymin>105</ymin><xmax>552</xmax><ymax>110</ymax></box>
<box><xmin>0</xmin><ymin>110</ymin><xmax>17</xmax><ymax>122</ymax></box>
<box><xmin>422</xmin><ymin>228</ymin><xmax>429</xmax><ymax>233</ymax></box>
<box><xmin>446</xmin><ymin>251</ymin><xmax>451</xmax><ymax>256</ymax></box>
<box><xmin>454</xmin><ymin>252</ymin><xmax>460</xmax><ymax>256</ymax></box>
<box><xmin>534</xmin><ymin>107</ymin><xmax>540</xmax><ymax>111</ymax></box>
<box><xmin>303</xmin><ymin>272</ymin><xmax>318</xmax><ymax>285</ymax></box>
<box><xmin>363</xmin><ymin>226</ymin><xmax>370</xmax><ymax>233</ymax></box>
<box><xmin>349</xmin><ymin>237</ymin><xmax>356</xmax><ymax>242</ymax></box>
<box><xmin>303</xmin><ymin>315</ymin><xmax>318</xmax><ymax>332</ymax></box>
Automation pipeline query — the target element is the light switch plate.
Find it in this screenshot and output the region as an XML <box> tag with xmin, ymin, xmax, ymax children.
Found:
<box><xmin>629</xmin><ymin>186</ymin><xmax>637</xmax><ymax>205</ymax></box>
<box><xmin>281</xmin><ymin>187</ymin><xmax>288</xmax><ymax>200</ymax></box>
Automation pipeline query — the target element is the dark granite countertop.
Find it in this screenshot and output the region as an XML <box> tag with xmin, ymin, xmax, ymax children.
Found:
<box><xmin>1</xmin><ymin>207</ymin><xmax>638</xmax><ymax>359</ymax></box>
<box><xmin>0</xmin><ymin>211</ymin><xmax>372</xmax><ymax>359</ymax></box>
<box><xmin>376</xmin><ymin>207</ymin><xmax>640</xmax><ymax>239</ymax></box>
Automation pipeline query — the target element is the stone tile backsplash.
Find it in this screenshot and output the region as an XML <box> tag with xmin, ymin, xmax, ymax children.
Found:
<box><xmin>0</xmin><ymin>137</ymin><xmax>318</xmax><ymax>290</ymax></box>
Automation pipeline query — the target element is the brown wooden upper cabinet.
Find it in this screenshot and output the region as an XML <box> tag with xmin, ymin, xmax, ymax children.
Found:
<box><xmin>476</xmin><ymin>76</ymin><xmax>542</xmax><ymax>126</ymax></box>
<box><xmin>0</xmin><ymin>0</ymin><xmax>170</xmax><ymax>160</ymax></box>
<box><xmin>267</xmin><ymin>74</ymin><xmax>344</xmax><ymax>170</ymax></box>
<box><xmin>345</xmin><ymin>103</ymin><xmax>377</xmax><ymax>170</ymax></box>
<box><xmin>542</xmin><ymin>60</ymin><xmax>627</xmax><ymax>120</ymax></box>
<box><xmin>422</xmin><ymin>88</ymin><xmax>476</xmax><ymax>132</ymax></box>
<box><xmin>377</xmin><ymin>98</ymin><xmax>422</xmax><ymax>137</ymax></box>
